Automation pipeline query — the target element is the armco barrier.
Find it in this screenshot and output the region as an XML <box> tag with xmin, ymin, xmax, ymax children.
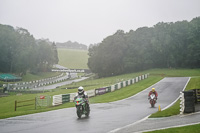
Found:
<box><xmin>115</xmin><ymin>84</ymin><xmax>118</xmax><ymax>90</ymax></box>
<box><xmin>52</xmin><ymin>95</ymin><xmax>62</xmax><ymax>106</ymax></box>
<box><xmin>142</xmin><ymin>75</ymin><xmax>144</xmax><ymax>79</ymax></box>
<box><xmin>70</xmin><ymin>93</ymin><xmax>76</xmax><ymax>102</ymax></box>
<box><xmin>87</xmin><ymin>90</ymin><xmax>95</xmax><ymax>97</ymax></box>
<box><xmin>126</xmin><ymin>80</ymin><xmax>129</xmax><ymax>86</ymax></box>
<box><xmin>62</xmin><ymin>94</ymin><xmax>70</xmax><ymax>103</ymax></box>
<box><xmin>132</xmin><ymin>78</ymin><xmax>135</xmax><ymax>84</ymax></box>
<box><xmin>111</xmin><ymin>85</ymin><xmax>115</xmax><ymax>92</ymax></box>
<box><xmin>135</xmin><ymin>77</ymin><xmax>138</xmax><ymax>82</ymax></box>
<box><xmin>123</xmin><ymin>81</ymin><xmax>126</xmax><ymax>87</ymax></box>
<box><xmin>118</xmin><ymin>83</ymin><xmax>121</xmax><ymax>89</ymax></box>
<box><xmin>139</xmin><ymin>76</ymin><xmax>141</xmax><ymax>81</ymax></box>
<box><xmin>130</xmin><ymin>79</ymin><xmax>133</xmax><ymax>84</ymax></box>
<box><xmin>95</xmin><ymin>88</ymin><xmax>107</xmax><ymax>95</ymax></box>
<box><xmin>52</xmin><ymin>74</ymin><xmax>149</xmax><ymax>106</ymax></box>
<box><xmin>106</xmin><ymin>86</ymin><xmax>111</xmax><ymax>93</ymax></box>
<box><xmin>53</xmin><ymin>94</ymin><xmax>70</xmax><ymax>105</ymax></box>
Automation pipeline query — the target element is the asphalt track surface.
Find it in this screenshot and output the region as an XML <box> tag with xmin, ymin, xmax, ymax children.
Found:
<box><xmin>0</xmin><ymin>77</ymin><xmax>189</xmax><ymax>133</ymax></box>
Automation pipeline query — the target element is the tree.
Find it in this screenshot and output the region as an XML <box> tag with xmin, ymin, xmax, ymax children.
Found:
<box><xmin>0</xmin><ymin>24</ymin><xmax>59</xmax><ymax>75</ymax></box>
<box><xmin>87</xmin><ymin>17</ymin><xmax>200</xmax><ymax>77</ymax></box>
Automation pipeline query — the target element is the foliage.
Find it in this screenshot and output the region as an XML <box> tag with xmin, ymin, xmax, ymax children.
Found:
<box><xmin>88</xmin><ymin>17</ymin><xmax>200</xmax><ymax>77</ymax></box>
<box><xmin>0</xmin><ymin>24</ymin><xmax>59</xmax><ymax>75</ymax></box>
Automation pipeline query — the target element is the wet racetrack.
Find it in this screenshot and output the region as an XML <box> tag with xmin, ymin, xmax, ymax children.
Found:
<box><xmin>0</xmin><ymin>77</ymin><xmax>190</xmax><ymax>133</ymax></box>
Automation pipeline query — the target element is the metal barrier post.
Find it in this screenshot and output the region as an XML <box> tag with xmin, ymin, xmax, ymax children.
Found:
<box><xmin>15</xmin><ymin>100</ymin><xmax>17</xmax><ymax>111</ymax></box>
<box><xmin>35</xmin><ymin>97</ymin><xmax>37</xmax><ymax>110</ymax></box>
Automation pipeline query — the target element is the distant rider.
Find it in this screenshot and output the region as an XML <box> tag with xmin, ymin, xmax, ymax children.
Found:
<box><xmin>148</xmin><ymin>88</ymin><xmax>158</xmax><ymax>99</ymax></box>
<box><xmin>74</xmin><ymin>86</ymin><xmax>89</xmax><ymax>104</ymax></box>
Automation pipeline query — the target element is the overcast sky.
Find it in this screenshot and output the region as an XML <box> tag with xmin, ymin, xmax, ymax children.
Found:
<box><xmin>0</xmin><ymin>0</ymin><xmax>200</xmax><ymax>45</ymax></box>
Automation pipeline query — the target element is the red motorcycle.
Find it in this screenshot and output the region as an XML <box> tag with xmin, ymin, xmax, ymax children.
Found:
<box><xmin>149</xmin><ymin>93</ymin><xmax>157</xmax><ymax>107</ymax></box>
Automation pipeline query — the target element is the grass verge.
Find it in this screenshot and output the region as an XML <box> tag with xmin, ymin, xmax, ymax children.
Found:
<box><xmin>150</xmin><ymin>100</ymin><xmax>181</xmax><ymax>118</ymax></box>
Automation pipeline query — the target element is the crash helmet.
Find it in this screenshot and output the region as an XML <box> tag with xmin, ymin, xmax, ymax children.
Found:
<box><xmin>78</xmin><ymin>86</ymin><xmax>84</xmax><ymax>94</ymax></box>
<box><xmin>152</xmin><ymin>88</ymin><xmax>155</xmax><ymax>92</ymax></box>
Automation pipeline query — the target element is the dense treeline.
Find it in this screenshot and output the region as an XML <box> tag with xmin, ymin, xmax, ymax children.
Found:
<box><xmin>88</xmin><ymin>17</ymin><xmax>200</xmax><ymax>77</ymax></box>
<box><xmin>0</xmin><ymin>24</ymin><xmax>59</xmax><ymax>75</ymax></box>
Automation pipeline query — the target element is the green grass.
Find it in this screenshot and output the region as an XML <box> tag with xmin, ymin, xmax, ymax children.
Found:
<box><xmin>1</xmin><ymin>101</ymin><xmax>75</xmax><ymax>119</ymax></box>
<box><xmin>185</xmin><ymin>77</ymin><xmax>200</xmax><ymax>90</ymax></box>
<box><xmin>150</xmin><ymin>100</ymin><xmax>181</xmax><ymax>118</ymax></box>
<box><xmin>57</xmin><ymin>48</ymin><xmax>89</xmax><ymax>69</ymax></box>
<box><xmin>149</xmin><ymin>77</ymin><xmax>200</xmax><ymax>118</ymax></box>
<box><xmin>145</xmin><ymin>124</ymin><xmax>200</xmax><ymax>133</ymax></box>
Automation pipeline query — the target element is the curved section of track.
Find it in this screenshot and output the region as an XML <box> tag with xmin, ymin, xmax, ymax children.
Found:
<box><xmin>0</xmin><ymin>77</ymin><xmax>189</xmax><ymax>133</ymax></box>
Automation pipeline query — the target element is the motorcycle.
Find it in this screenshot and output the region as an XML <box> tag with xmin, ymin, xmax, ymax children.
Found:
<box><xmin>149</xmin><ymin>93</ymin><xmax>157</xmax><ymax>107</ymax></box>
<box><xmin>74</xmin><ymin>96</ymin><xmax>90</xmax><ymax>118</ymax></box>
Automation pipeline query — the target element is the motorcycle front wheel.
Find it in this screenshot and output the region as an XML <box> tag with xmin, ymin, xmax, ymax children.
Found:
<box><xmin>76</xmin><ymin>106</ymin><xmax>82</xmax><ymax>118</ymax></box>
<box><xmin>150</xmin><ymin>100</ymin><xmax>155</xmax><ymax>108</ymax></box>
<box><xmin>85</xmin><ymin>104</ymin><xmax>90</xmax><ymax>117</ymax></box>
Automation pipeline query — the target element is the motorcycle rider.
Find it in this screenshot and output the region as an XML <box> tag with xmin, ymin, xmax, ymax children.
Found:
<box><xmin>74</xmin><ymin>86</ymin><xmax>89</xmax><ymax>104</ymax></box>
<box><xmin>148</xmin><ymin>88</ymin><xmax>158</xmax><ymax>99</ymax></box>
